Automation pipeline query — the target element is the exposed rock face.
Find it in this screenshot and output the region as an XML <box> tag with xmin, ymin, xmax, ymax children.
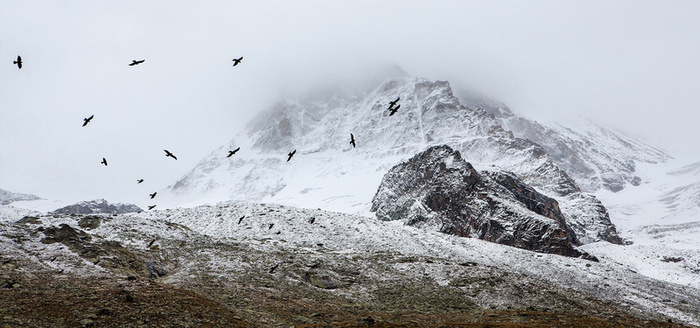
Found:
<box><xmin>51</xmin><ymin>199</ymin><xmax>142</xmax><ymax>215</ymax></box>
<box><xmin>371</xmin><ymin>145</ymin><xmax>595</xmax><ymax>260</ymax></box>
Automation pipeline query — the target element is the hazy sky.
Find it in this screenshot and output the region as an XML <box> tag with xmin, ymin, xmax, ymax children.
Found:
<box><xmin>1</xmin><ymin>0</ymin><xmax>699</xmax><ymax>206</ymax></box>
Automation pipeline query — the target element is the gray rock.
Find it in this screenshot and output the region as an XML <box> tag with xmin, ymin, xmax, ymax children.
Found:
<box><xmin>371</xmin><ymin>145</ymin><xmax>596</xmax><ymax>260</ymax></box>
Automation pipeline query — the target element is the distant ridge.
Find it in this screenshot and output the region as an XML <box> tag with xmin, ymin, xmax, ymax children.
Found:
<box><xmin>51</xmin><ymin>199</ymin><xmax>142</xmax><ymax>215</ymax></box>
<box><xmin>0</xmin><ymin>189</ymin><xmax>42</xmax><ymax>205</ymax></box>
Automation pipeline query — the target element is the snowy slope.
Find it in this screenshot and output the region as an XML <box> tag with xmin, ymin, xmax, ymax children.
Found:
<box><xmin>453</xmin><ymin>89</ymin><xmax>672</xmax><ymax>194</ymax></box>
<box><xmin>581</xmin><ymin>159</ymin><xmax>700</xmax><ymax>292</ymax></box>
<box><xmin>131</xmin><ymin>202</ymin><xmax>698</xmax><ymax>324</ymax></box>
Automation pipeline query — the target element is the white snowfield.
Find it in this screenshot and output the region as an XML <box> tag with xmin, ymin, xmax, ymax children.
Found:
<box><xmin>588</xmin><ymin>160</ymin><xmax>700</xmax><ymax>293</ymax></box>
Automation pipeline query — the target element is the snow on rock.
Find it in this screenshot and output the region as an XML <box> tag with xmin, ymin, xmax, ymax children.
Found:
<box><xmin>136</xmin><ymin>200</ymin><xmax>700</xmax><ymax>325</ymax></box>
<box><xmin>494</xmin><ymin>116</ymin><xmax>671</xmax><ymax>193</ymax></box>
<box><xmin>51</xmin><ymin>199</ymin><xmax>142</xmax><ymax>215</ymax></box>
<box><xmin>370</xmin><ymin>145</ymin><xmax>595</xmax><ymax>259</ymax></box>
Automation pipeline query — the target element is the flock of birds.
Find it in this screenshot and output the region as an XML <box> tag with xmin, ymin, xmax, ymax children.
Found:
<box><xmin>11</xmin><ymin>54</ymin><xmax>403</xmax><ymax>211</ymax></box>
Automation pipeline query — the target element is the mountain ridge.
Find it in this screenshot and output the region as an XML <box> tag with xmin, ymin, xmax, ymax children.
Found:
<box><xmin>165</xmin><ymin>71</ymin><xmax>667</xmax><ymax>246</ymax></box>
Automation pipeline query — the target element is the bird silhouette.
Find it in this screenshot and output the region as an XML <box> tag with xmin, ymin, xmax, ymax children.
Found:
<box><xmin>101</xmin><ymin>158</ymin><xmax>108</xmax><ymax>166</ymax></box>
<box><xmin>287</xmin><ymin>149</ymin><xmax>296</xmax><ymax>162</ymax></box>
<box><xmin>82</xmin><ymin>115</ymin><xmax>94</xmax><ymax>127</ymax></box>
<box><xmin>232</xmin><ymin>57</ymin><xmax>243</xmax><ymax>66</ymax></box>
<box><xmin>227</xmin><ymin>147</ymin><xmax>241</xmax><ymax>158</ymax></box>
<box><xmin>13</xmin><ymin>55</ymin><xmax>22</xmax><ymax>69</ymax></box>
<box><xmin>164</xmin><ymin>149</ymin><xmax>177</xmax><ymax>160</ymax></box>
<box><xmin>137</xmin><ymin>179</ymin><xmax>144</xmax><ymax>184</ymax></box>
<box><xmin>238</xmin><ymin>215</ymin><xmax>245</xmax><ymax>224</ymax></box>
<box><xmin>350</xmin><ymin>133</ymin><xmax>356</xmax><ymax>148</ymax></box>
<box><xmin>389</xmin><ymin>97</ymin><xmax>400</xmax><ymax>108</ymax></box>
<box><xmin>149</xmin><ymin>192</ymin><xmax>157</xmax><ymax>199</ymax></box>
<box><xmin>148</xmin><ymin>205</ymin><xmax>156</xmax><ymax>210</ymax></box>
<box><xmin>388</xmin><ymin>104</ymin><xmax>400</xmax><ymax>116</ymax></box>
<box><xmin>129</xmin><ymin>59</ymin><xmax>145</xmax><ymax>66</ymax></box>
<box><xmin>268</xmin><ymin>263</ymin><xmax>279</xmax><ymax>274</ymax></box>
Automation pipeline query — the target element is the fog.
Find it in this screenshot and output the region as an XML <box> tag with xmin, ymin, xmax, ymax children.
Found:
<box><xmin>1</xmin><ymin>0</ymin><xmax>699</xmax><ymax>205</ymax></box>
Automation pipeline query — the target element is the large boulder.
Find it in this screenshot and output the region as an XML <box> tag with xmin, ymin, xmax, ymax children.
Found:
<box><xmin>371</xmin><ymin>145</ymin><xmax>596</xmax><ymax>260</ymax></box>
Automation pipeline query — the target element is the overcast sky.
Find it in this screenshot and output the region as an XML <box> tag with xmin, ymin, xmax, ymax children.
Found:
<box><xmin>1</xmin><ymin>0</ymin><xmax>699</xmax><ymax>206</ymax></box>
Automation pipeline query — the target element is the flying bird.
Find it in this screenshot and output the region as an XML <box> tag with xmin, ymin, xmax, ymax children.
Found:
<box><xmin>268</xmin><ymin>263</ymin><xmax>279</xmax><ymax>274</ymax></box>
<box><xmin>227</xmin><ymin>147</ymin><xmax>241</xmax><ymax>158</ymax></box>
<box><xmin>148</xmin><ymin>205</ymin><xmax>156</xmax><ymax>210</ymax></box>
<box><xmin>164</xmin><ymin>149</ymin><xmax>177</xmax><ymax>160</ymax></box>
<box><xmin>137</xmin><ymin>179</ymin><xmax>144</xmax><ymax>184</ymax></box>
<box><xmin>349</xmin><ymin>133</ymin><xmax>356</xmax><ymax>148</ymax></box>
<box><xmin>149</xmin><ymin>192</ymin><xmax>157</xmax><ymax>199</ymax></box>
<box><xmin>101</xmin><ymin>158</ymin><xmax>108</xmax><ymax>166</ymax></box>
<box><xmin>13</xmin><ymin>55</ymin><xmax>22</xmax><ymax>69</ymax></box>
<box><xmin>82</xmin><ymin>115</ymin><xmax>94</xmax><ymax>127</ymax></box>
<box><xmin>388</xmin><ymin>104</ymin><xmax>400</xmax><ymax>116</ymax></box>
<box><xmin>287</xmin><ymin>149</ymin><xmax>296</xmax><ymax>162</ymax></box>
<box><xmin>129</xmin><ymin>59</ymin><xmax>145</xmax><ymax>66</ymax></box>
<box><xmin>389</xmin><ymin>97</ymin><xmax>400</xmax><ymax>108</ymax></box>
<box><xmin>238</xmin><ymin>215</ymin><xmax>245</xmax><ymax>224</ymax></box>
<box><xmin>232</xmin><ymin>57</ymin><xmax>243</xmax><ymax>66</ymax></box>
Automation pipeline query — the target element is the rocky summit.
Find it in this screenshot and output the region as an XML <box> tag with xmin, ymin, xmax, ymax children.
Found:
<box><xmin>371</xmin><ymin>145</ymin><xmax>596</xmax><ymax>260</ymax></box>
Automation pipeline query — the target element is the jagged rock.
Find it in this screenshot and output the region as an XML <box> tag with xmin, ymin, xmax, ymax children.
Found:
<box><xmin>52</xmin><ymin>199</ymin><xmax>142</xmax><ymax>215</ymax></box>
<box><xmin>371</xmin><ymin>145</ymin><xmax>596</xmax><ymax>260</ymax></box>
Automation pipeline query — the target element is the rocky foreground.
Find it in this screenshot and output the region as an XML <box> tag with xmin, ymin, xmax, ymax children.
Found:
<box><xmin>1</xmin><ymin>204</ymin><xmax>698</xmax><ymax>327</ymax></box>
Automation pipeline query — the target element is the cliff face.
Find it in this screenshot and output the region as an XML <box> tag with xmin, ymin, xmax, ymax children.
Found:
<box><xmin>371</xmin><ymin>145</ymin><xmax>596</xmax><ymax>260</ymax></box>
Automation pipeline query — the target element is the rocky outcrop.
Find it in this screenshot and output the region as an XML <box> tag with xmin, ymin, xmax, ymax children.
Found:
<box><xmin>51</xmin><ymin>199</ymin><xmax>142</xmax><ymax>215</ymax></box>
<box><xmin>371</xmin><ymin>145</ymin><xmax>596</xmax><ymax>260</ymax></box>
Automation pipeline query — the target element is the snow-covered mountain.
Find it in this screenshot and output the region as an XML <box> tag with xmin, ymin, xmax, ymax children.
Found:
<box><xmin>157</xmin><ymin>69</ymin><xmax>700</xmax><ymax>308</ymax></box>
<box><xmin>166</xmin><ymin>69</ymin><xmax>669</xmax><ymax>246</ymax></box>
